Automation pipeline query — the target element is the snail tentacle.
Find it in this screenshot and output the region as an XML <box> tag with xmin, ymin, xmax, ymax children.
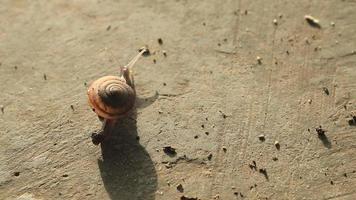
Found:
<box><xmin>120</xmin><ymin>48</ymin><xmax>147</xmax><ymax>88</ymax></box>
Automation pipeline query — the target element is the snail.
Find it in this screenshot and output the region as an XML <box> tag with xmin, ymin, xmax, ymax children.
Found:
<box><xmin>87</xmin><ymin>48</ymin><xmax>148</xmax><ymax>145</ymax></box>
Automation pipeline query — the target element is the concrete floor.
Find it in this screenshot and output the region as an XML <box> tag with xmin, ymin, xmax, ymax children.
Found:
<box><xmin>1</xmin><ymin>0</ymin><xmax>356</xmax><ymax>199</ymax></box>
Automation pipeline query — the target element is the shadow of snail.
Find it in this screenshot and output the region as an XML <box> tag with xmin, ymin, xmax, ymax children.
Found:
<box><xmin>87</xmin><ymin>48</ymin><xmax>158</xmax><ymax>199</ymax></box>
<box><xmin>98</xmin><ymin>112</ymin><xmax>157</xmax><ymax>200</ymax></box>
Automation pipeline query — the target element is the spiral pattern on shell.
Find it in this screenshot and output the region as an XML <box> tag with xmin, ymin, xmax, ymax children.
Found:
<box><xmin>87</xmin><ymin>75</ymin><xmax>136</xmax><ymax>119</ymax></box>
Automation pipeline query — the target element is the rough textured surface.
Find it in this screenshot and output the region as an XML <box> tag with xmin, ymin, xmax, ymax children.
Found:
<box><xmin>1</xmin><ymin>0</ymin><xmax>356</xmax><ymax>199</ymax></box>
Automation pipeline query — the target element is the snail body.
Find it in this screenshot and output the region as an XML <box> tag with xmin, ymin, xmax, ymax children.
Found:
<box><xmin>87</xmin><ymin>49</ymin><xmax>147</xmax><ymax>145</ymax></box>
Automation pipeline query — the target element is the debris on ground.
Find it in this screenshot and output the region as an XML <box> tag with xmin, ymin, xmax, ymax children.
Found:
<box><xmin>273</xmin><ymin>19</ymin><xmax>278</xmax><ymax>25</ymax></box>
<box><xmin>274</xmin><ymin>141</ymin><xmax>280</xmax><ymax>150</ymax></box>
<box><xmin>315</xmin><ymin>126</ymin><xmax>332</xmax><ymax>148</ymax></box>
<box><xmin>177</xmin><ymin>184</ymin><xmax>184</xmax><ymax>193</ymax></box>
<box><xmin>258</xmin><ymin>134</ymin><xmax>265</xmax><ymax>141</ymax></box>
<box><xmin>315</xmin><ymin>126</ymin><xmax>326</xmax><ymax>136</ymax></box>
<box><xmin>304</xmin><ymin>15</ymin><xmax>321</xmax><ymax>28</ymax></box>
<box><xmin>259</xmin><ymin>168</ymin><xmax>269</xmax><ymax>180</ymax></box>
<box><xmin>218</xmin><ymin>110</ymin><xmax>227</xmax><ymax>118</ymax></box>
<box><xmin>348</xmin><ymin>116</ymin><xmax>356</xmax><ymax>126</ymax></box>
<box><xmin>207</xmin><ymin>153</ymin><xmax>213</xmax><ymax>160</ymax></box>
<box><xmin>249</xmin><ymin>161</ymin><xmax>257</xmax><ymax>171</ymax></box>
<box><xmin>163</xmin><ymin>146</ymin><xmax>177</xmax><ymax>156</ymax></box>
<box><xmin>180</xmin><ymin>196</ymin><xmax>198</xmax><ymax>200</ymax></box>
<box><xmin>222</xmin><ymin>146</ymin><xmax>227</xmax><ymax>152</ymax></box>
<box><xmin>322</xmin><ymin>87</ymin><xmax>330</xmax><ymax>95</ymax></box>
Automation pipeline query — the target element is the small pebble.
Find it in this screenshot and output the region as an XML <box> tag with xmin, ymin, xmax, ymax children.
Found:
<box><xmin>222</xmin><ymin>146</ymin><xmax>227</xmax><ymax>152</ymax></box>
<box><xmin>177</xmin><ymin>184</ymin><xmax>184</xmax><ymax>192</ymax></box>
<box><xmin>163</xmin><ymin>51</ymin><xmax>167</xmax><ymax>57</ymax></box>
<box><xmin>153</xmin><ymin>59</ymin><xmax>157</xmax><ymax>64</ymax></box>
<box><xmin>304</xmin><ymin>15</ymin><xmax>321</xmax><ymax>28</ymax></box>
<box><xmin>181</xmin><ymin>196</ymin><xmax>198</xmax><ymax>200</ymax></box>
<box><xmin>257</xmin><ymin>56</ymin><xmax>262</xmax><ymax>64</ymax></box>
<box><xmin>163</xmin><ymin>146</ymin><xmax>177</xmax><ymax>156</ymax></box>
<box><xmin>43</xmin><ymin>73</ymin><xmax>47</xmax><ymax>80</ymax></box>
<box><xmin>70</xmin><ymin>105</ymin><xmax>74</xmax><ymax>111</ymax></box>
<box><xmin>323</xmin><ymin>87</ymin><xmax>330</xmax><ymax>95</ymax></box>
<box><xmin>330</xmin><ymin>22</ymin><xmax>335</xmax><ymax>27</ymax></box>
<box><xmin>207</xmin><ymin>153</ymin><xmax>213</xmax><ymax>160</ymax></box>
<box><xmin>274</xmin><ymin>141</ymin><xmax>280</xmax><ymax>150</ymax></box>
<box><xmin>13</xmin><ymin>172</ymin><xmax>20</xmax><ymax>176</ymax></box>
<box><xmin>273</xmin><ymin>19</ymin><xmax>278</xmax><ymax>25</ymax></box>
<box><xmin>258</xmin><ymin>134</ymin><xmax>265</xmax><ymax>141</ymax></box>
<box><xmin>0</xmin><ymin>105</ymin><xmax>4</xmax><ymax>114</ymax></box>
<box><xmin>106</xmin><ymin>25</ymin><xmax>111</xmax><ymax>31</ymax></box>
<box><xmin>194</xmin><ymin>135</ymin><xmax>199</xmax><ymax>139</ymax></box>
<box><xmin>158</xmin><ymin>38</ymin><xmax>163</xmax><ymax>45</ymax></box>
<box><xmin>315</xmin><ymin>126</ymin><xmax>326</xmax><ymax>136</ymax></box>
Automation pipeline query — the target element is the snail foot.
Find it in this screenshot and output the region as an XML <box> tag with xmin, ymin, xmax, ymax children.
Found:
<box><xmin>91</xmin><ymin>131</ymin><xmax>105</xmax><ymax>145</ymax></box>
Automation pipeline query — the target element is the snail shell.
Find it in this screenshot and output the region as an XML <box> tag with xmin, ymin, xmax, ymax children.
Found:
<box><xmin>87</xmin><ymin>75</ymin><xmax>135</xmax><ymax>120</ymax></box>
